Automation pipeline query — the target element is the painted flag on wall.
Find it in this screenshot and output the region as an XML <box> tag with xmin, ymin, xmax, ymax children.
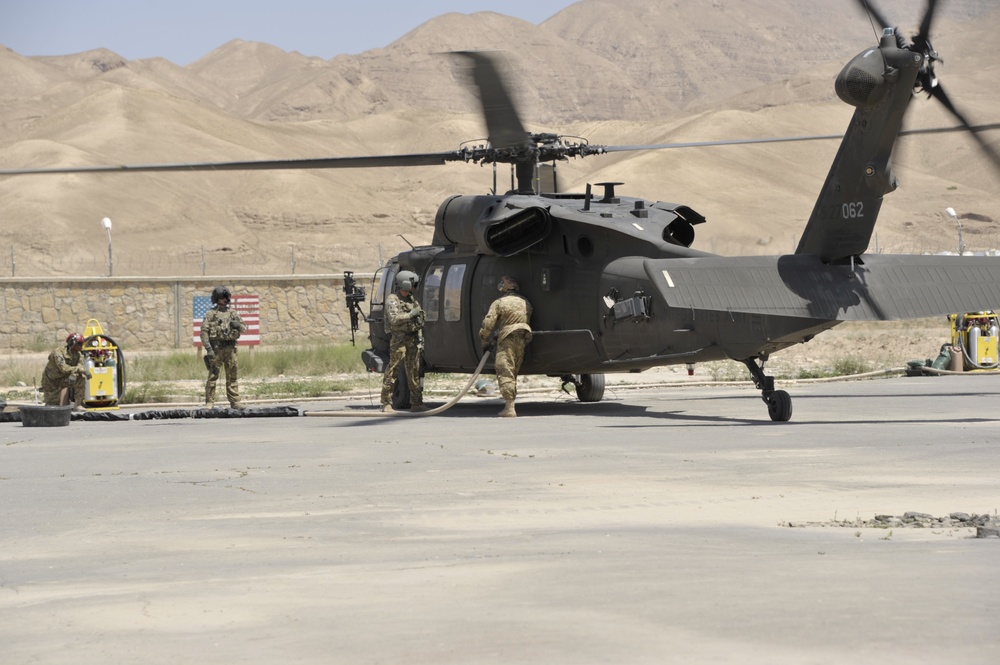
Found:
<box><xmin>193</xmin><ymin>295</ymin><xmax>261</xmax><ymax>346</ymax></box>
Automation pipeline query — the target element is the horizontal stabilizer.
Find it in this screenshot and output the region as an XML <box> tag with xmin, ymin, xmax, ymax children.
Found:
<box><xmin>647</xmin><ymin>254</ymin><xmax>1000</xmax><ymax>321</ymax></box>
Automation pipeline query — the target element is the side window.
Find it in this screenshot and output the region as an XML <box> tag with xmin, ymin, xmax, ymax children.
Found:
<box><xmin>422</xmin><ymin>266</ymin><xmax>444</xmax><ymax>322</ymax></box>
<box><xmin>443</xmin><ymin>264</ymin><xmax>466</xmax><ymax>322</ymax></box>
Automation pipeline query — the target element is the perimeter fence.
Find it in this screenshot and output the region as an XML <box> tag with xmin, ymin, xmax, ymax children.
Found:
<box><xmin>4</xmin><ymin>244</ymin><xmax>391</xmax><ymax>279</ymax></box>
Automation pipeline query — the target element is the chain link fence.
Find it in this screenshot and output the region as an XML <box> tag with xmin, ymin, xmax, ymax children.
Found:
<box><xmin>5</xmin><ymin>244</ymin><xmax>394</xmax><ymax>278</ymax></box>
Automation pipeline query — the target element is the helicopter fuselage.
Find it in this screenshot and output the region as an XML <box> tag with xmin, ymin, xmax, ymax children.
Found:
<box><xmin>361</xmin><ymin>187</ymin><xmax>841</xmax><ymax>380</ymax></box>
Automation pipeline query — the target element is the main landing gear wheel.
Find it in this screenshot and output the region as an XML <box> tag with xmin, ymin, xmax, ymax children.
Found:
<box><xmin>558</xmin><ymin>373</ymin><xmax>606</xmax><ymax>402</ymax></box>
<box><xmin>575</xmin><ymin>373</ymin><xmax>606</xmax><ymax>402</ymax></box>
<box><xmin>742</xmin><ymin>357</ymin><xmax>793</xmax><ymax>422</ymax></box>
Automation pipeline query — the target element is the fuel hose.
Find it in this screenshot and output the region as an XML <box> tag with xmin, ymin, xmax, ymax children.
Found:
<box><xmin>303</xmin><ymin>350</ymin><xmax>492</xmax><ymax>418</ymax></box>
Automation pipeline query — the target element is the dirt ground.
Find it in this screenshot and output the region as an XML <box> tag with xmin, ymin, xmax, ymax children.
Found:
<box><xmin>0</xmin><ymin>318</ymin><xmax>957</xmax><ymax>401</ymax></box>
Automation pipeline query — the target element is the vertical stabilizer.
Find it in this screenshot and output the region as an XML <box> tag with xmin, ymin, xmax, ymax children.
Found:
<box><xmin>795</xmin><ymin>30</ymin><xmax>922</xmax><ymax>262</ymax></box>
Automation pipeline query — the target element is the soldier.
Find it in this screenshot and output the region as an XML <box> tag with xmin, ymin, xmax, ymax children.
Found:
<box><xmin>380</xmin><ymin>270</ymin><xmax>428</xmax><ymax>413</ymax></box>
<box><xmin>41</xmin><ymin>332</ymin><xmax>92</xmax><ymax>411</ymax></box>
<box><xmin>201</xmin><ymin>286</ymin><xmax>247</xmax><ymax>409</ymax></box>
<box><xmin>479</xmin><ymin>275</ymin><xmax>533</xmax><ymax>417</ymax></box>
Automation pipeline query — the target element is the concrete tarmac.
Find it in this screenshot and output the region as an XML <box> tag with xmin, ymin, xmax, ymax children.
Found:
<box><xmin>2</xmin><ymin>375</ymin><xmax>999</xmax><ymax>664</ymax></box>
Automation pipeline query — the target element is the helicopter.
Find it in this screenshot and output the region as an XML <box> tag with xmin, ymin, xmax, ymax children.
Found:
<box><xmin>4</xmin><ymin>0</ymin><xmax>1000</xmax><ymax>421</ymax></box>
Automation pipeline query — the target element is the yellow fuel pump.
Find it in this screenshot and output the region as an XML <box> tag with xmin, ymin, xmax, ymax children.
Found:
<box><xmin>948</xmin><ymin>311</ymin><xmax>1000</xmax><ymax>371</ymax></box>
<box><xmin>80</xmin><ymin>319</ymin><xmax>126</xmax><ymax>409</ymax></box>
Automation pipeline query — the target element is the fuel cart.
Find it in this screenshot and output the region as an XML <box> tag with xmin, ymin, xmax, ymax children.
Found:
<box><xmin>948</xmin><ymin>311</ymin><xmax>1000</xmax><ymax>371</ymax></box>
<box><xmin>80</xmin><ymin>319</ymin><xmax>127</xmax><ymax>409</ymax></box>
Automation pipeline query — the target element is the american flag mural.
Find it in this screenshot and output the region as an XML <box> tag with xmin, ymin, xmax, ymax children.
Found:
<box><xmin>193</xmin><ymin>294</ymin><xmax>261</xmax><ymax>347</ymax></box>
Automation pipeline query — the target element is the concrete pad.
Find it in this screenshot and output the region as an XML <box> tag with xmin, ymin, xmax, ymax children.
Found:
<box><xmin>2</xmin><ymin>375</ymin><xmax>999</xmax><ymax>663</ymax></box>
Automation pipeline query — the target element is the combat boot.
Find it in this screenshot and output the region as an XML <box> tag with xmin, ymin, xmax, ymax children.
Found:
<box><xmin>230</xmin><ymin>402</ymin><xmax>245</xmax><ymax>410</ymax></box>
<box><xmin>410</xmin><ymin>403</ymin><xmax>429</xmax><ymax>413</ymax></box>
<box><xmin>381</xmin><ymin>404</ymin><xmax>395</xmax><ymax>414</ymax></box>
<box><xmin>498</xmin><ymin>399</ymin><xmax>517</xmax><ymax>418</ymax></box>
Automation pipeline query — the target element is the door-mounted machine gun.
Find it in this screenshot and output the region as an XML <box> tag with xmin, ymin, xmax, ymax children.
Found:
<box><xmin>343</xmin><ymin>271</ymin><xmax>367</xmax><ymax>346</ymax></box>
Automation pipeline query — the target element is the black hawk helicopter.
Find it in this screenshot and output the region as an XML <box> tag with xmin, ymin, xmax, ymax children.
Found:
<box><xmin>4</xmin><ymin>0</ymin><xmax>1000</xmax><ymax>421</ymax></box>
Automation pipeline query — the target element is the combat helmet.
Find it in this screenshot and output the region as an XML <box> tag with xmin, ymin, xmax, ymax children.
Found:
<box><xmin>395</xmin><ymin>270</ymin><xmax>419</xmax><ymax>292</ymax></box>
<box><xmin>210</xmin><ymin>286</ymin><xmax>232</xmax><ymax>303</ymax></box>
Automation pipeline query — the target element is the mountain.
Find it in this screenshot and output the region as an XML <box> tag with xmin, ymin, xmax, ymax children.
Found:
<box><xmin>0</xmin><ymin>0</ymin><xmax>998</xmax><ymax>277</ymax></box>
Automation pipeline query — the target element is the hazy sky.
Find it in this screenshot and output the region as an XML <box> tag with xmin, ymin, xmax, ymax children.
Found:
<box><xmin>2</xmin><ymin>0</ymin><xmax>580</xmax><ymax>65</ymax></box>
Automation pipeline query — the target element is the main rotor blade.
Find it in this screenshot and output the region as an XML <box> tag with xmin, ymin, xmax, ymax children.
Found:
<box><xmin>927</xmin><ymin>84</ymin><xmax>1000</xmax><ymax>171</ymax></box>
<box><xmin>0</xmin><ymin>151</ymin><xmax>467</xmax><ymax>176</ymax></box>
<box><xmin>601</xmin><ymin>134</ymin><xmax>844</xmax><ymax>152</ymax></box>
<box><xmin>856</xmin><ymin>0</ymin><xmax>894</xmax><ymax>32</ymax></box>
<box><xmin>599</xmin><ymin>124</ymin><xmax>1000</xmax><ymax>154</ymax></box>
<box><xmin>456</xmin><ymin>51</ymin><xmax>531</xmax><ymax>151</ymax></box>
<box><xmin>3</xmin><ymin>125</ymin><xmax>997</xmax><ymax>176</ymax></box>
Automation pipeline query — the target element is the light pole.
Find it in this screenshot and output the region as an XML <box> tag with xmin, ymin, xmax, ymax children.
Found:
<box><xmin>101</xmin><ymin>217</ymin><xmax>113</xmax><ymax>276</ymax></box>
<box><xmin>945</xmin><ymin>207</ymin><xmax>964</xmax><ymax>256</ymax></box>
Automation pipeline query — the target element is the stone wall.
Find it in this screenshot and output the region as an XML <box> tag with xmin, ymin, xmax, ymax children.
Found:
<box><xmin>0</xmin><ymin>274</ymin><xmax>376</xmax><ymax>351</ymax></box>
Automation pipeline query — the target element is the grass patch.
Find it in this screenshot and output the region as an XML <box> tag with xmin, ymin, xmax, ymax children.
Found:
<box><xmin>2</xmin><ymin>388</ymin><xmax>34</xmax><ymax>403</ymax></box>
<box><xmin>247</xmin><ymin>378</ymin><xmax>357</xmax><ymax>399</ymax></box>
<box><xmin>2</xmin><ymin>342</ymin><xmax>370</xmax><ymax>404</ymax></box>
<box><xmin>122</xmin><ymin>382</ymin><xmax>177</xmax><ymax>404</ymax></box>
<box><xmin>1</xmin><ymin>356</ymin><xmax>43</xmax><ymax>388</ymax></box>
<box><xmin>119</xmin><ymin>343</ymin><xmax>366</xmax><ymax>384</ymax></box>
<box><xmin>832</xmin><ymin>354</ymin><xmax>872</xmax><ymax>376</ymax></box>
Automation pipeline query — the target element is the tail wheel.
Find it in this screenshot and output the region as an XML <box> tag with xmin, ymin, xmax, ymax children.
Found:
<box><xmin>766</xmin><ymin>390</ymin><xmax>792</xmax><ymax>422</ymax></box>
<box><xmin>575</xmin><ymin>373</ymin><xmax>606</xmax><ymax>402</ymax></box>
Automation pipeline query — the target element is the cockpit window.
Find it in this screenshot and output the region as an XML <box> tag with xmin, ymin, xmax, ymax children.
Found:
<box><xmin>443</xmin><ymin>264</ymin><xmax>466</xmax><ymax>322</ymax></box>
<box><xmin>378</xmin><ymin>266</ymin><xmax>399</xmax><ymax>306</ymax></box>
<box><xmin>423</xmin><ymin>265</ymin><xmax>444</xmax><ymax>322</ymax></box>
<box><xmin>372</xmin><ymin>267</ymin><xmax>389</xmax><ymax>306</ymax></box>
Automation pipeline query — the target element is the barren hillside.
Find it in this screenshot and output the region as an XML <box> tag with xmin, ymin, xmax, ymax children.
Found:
<box><xmin>0</xmin><ymin>0</ymin><xmax>998</xmax><ymax>277</ymax></box>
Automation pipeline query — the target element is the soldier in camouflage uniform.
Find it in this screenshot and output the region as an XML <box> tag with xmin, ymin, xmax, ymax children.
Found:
<box><xmin>201</xmin><ymin>286</ymin><xmax>247</xmax><ymax>409</ymax></box>
<box><xmin>41</xmin><ymin>332</ymin><xmax>91</xmax><ymax>411</ymax></box>
<box><xmin>380</xmin><ymin>270</ymin><xmax>428</xmax><ymax>412</ymax></box>
<box><xmin>479</xmin><ymin>275</ymin><xmax>533</xmax><ymax>418</ymax></box>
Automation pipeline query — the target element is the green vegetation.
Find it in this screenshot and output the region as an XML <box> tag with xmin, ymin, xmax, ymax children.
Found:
<box><xmin>1</xmin><ymin>342</ymin><xmax>369</xmax><ymax>405</ymax></box>
<box><xmin>123</xmin><ymin>342</ymin><xmax>365</xmax><ymax>383</ymax></box>
<box><xmin>792</xmin><ymin>354</ymin><xmax>872</xmax><ymax>379</ymax></box>
<box><xmin>702</xmin><ymin>353</ymin><xmax>876</xmax><ymax>382</ymax></box>
<box><xmin>0</xmin><ymin>342</ymin><xmax>888</xmax><ymax>406</ymax></box>
<box><xmin>831</xmin><ymin>354</ymin><xmax>872</xmax><ymax>376</ymax></box>
<box><xmin>122</xmin><ymin>382</ymin><xmax>175</xmax><ymax>404</ymax></box>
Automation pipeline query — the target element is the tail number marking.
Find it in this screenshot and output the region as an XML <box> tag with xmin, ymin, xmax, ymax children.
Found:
<box><xmin>842</xmin><ymin>202</ymin><xmax>864</xmax><ymax>220</ymax></box>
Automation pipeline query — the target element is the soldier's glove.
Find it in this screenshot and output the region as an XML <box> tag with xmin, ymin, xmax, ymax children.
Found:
<box><xmin>204</xmin><ymin>355</ymin><xmax>214</xmax><ymax>371</ymax></box>
<box><xmin>230</xmin><ymin>319</ymin><xmax>242</xmax><ymax>330</ymax></box>
<box><xmin>408</xmin><ymin>309</ymin><xmax>422</xmax><ymax>320</ymax></box>
<box><xmin>483</xmin><ymin>330</ymin><xmax>498</xmax><ymax>353</ymax></box>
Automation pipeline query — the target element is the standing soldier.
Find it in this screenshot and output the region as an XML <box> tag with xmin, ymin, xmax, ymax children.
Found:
<box><xmin>380</xmin><ymin>270</ymin><xmax>428</xmax><ymax>413</ymax></box>
<box><xmin>41</xmin><ymin>332</ymin><xmax>91</xmax><ymax>411</ymax></box>
<box><xmin>201</xmin><ymin>286</ymin><xmax>247</xmax><ymax>409</ymax></box>
<box><xmin>479</xmin><ymin>275</ymin><xmax>533</xmax><ymax>417</ymax></box>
